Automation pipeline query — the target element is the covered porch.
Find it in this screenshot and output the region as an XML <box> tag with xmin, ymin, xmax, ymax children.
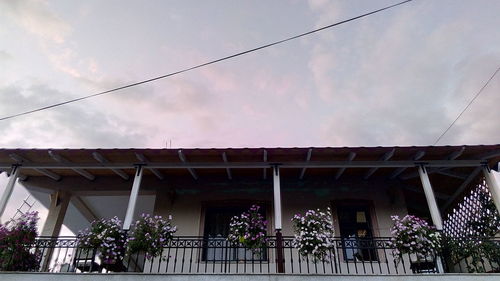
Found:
<box><xmin>0</xmin><ymin>145</ymin><xmax>499</xmax><ymax>275</ymax></box>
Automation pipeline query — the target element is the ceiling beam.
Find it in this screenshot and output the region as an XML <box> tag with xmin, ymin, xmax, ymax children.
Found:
<box><xmin>335</xmin><ymin>152</ymin><xmax>356</xmax><ymax>180</ymax></box>
<box><xmin>178</xmin><ymin>150</ymin><xmax>198</xmax><ymax>180</ymax></box>
<box><xmin>263</xmin><ymin>150</ymin><xmax>268</xmax><ymax>180</ymax></box>
<box><xmin>441</xmin><ymin>166</ymin><xmax>482</xmax><ymax>211</ymax></box>
<box><xmin>364</xmin><ymin>148</ymin><xmax>395</xmax><ymax>180</ymax></box>
<box><xmin>400</xmin><ymin>147</ymin><xmax>466</xmax><ymax>180</ymax></box>
<box><xmin>48</xmin><ymin>150</ymin><xmax>95</xmax><ymax>181</ymax></box>
<box><xmin>390</xmin><ymin>151</ymin><xmax>425</xmax><ymax>179</ymax></box>
<box><xmin>0</xmin><ymin>159</ymin><xmax>488</xmax><ymax>170</ymax></box>
<box><xmin>92</xmin><ymin>152</ymin><xmax>129</xmax><ymax>180</ymax></box>
<box><xmin>435</xmin><ymin>170</ymin><xmax>467</xmax><ymax>180</ymax></box>
<box><xmin>135</xmin><ymin>153</ymin><xmax>164</xmax><ymax>180</ymax></box>
<box><xmin>299</xmin><ymin>148</ymin><xmax>313</xmax><ymax>180</ymax></box>
<box><xmin>222</xmin><ymin>152</ymin><xmax>232</xmax><ymax>180</ymax></box>
<box><xmin>9</xmin><ymin>153</ymin><xmax>60</xmax><ymax>181</ymax></box>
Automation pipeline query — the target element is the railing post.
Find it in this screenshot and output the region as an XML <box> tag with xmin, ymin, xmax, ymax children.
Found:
<box><xmin>275</xmin><ymin>229</ymin><xmax>285</xmax><ymax>273</ymax></box>
<box><xmin>273</xmin><ymin>165</ymin><xmax>285</xmax><ymax>273</ymax></box>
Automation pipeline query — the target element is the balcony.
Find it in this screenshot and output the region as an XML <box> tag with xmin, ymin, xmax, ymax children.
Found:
<box><xmin>12</xmin><ymin>236</ymin><xmax>499</xmax><ymax>275</ymax></box>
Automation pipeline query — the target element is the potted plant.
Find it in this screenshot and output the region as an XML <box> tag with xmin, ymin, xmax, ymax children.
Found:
<box><xmin>0</xmin><ymin>211</ymin><xmax>40</xmax><ymax>271</ymax></box>
<box><xmin>228</xmin><ymin>205</ymin><xmax>268</xmax><ymax>253</ymax></box>
<box><xmin>127</xmin><ymin>213</ymin><xmax>177</xmax><ymax>261</ymax></box>
<box><xmin>77</xmin><ymin>216</ymin><xmax>127</xmax><ymax>272</ymax></box>
<box><xmin>291</xmin><ymin>207</ymin><xmax>335</xmax><ymax>262</ymax></box>
<box><xmin>389</xmin><ymin>215</ymin><xmax>441</xmax><ymax>267</ymax></box>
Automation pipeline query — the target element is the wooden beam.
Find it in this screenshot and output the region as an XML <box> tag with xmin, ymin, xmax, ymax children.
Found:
<box><xmin>299</xmin><ymin>148</ymin><xmax>313</xmax><ymax>180</ymax></box>
<box><xmin>0</xmin><ymin>159</ymin><xmax>488</xmax><ymax>170</ymax></box>
<box><xmin>263</xmin><ymin>149</ymin><xmax>268</xmax><ymax>180</ymax></box>
<box><xmin>364</xmin><ymin>148</ymin><xmax>395</xmax><ymax>180</ymax></box>
<box><xmin>92</xmin><ymin>152</ymin><xmax>129</xmax><ymax>180</ymax></box>
<box><xmin>436</xmin><ymin>170</ymin><xmax>467</xmax><ymax>180</ymax></box>
<box><xmin>390</xmin><ymin>151</ymin><xmax>425</xmax><ymax>179</ymax></box>
<box><xmin>441</xmin><ymin>166</ymin><xmax>482</xmax><ymax>211</ymax></box>
<box><xmin>9</xmin><ymin>153</ymin><xmax>60</xmax><ymax>181</ymax></box>
<box><xmin>400</xmin><ymin>147</ymin><xmax>466</xmax><ymax>180</ymax></box>
<box><xmin>222</xmin><ymin>152</ymin><xmax>232</xmax><ymax>180</ymax></box>
<box><xmin>335</xmin><ymin>152</ymin><xmax>356</xmax><ymax>180</ymax></box>
<box><xmin>178</xmin><ymin>150</ymin><xmax>198</xmax><ymax>180</ymax></box>
<box><xmin>135</xmin><ymin>153</ymin><xmax>164</xmax><ymax>180</ymax></box>
<box><xmin>49</xmin><ymin>150</ymin><xmax>95</xmax><ymax>181</ymax></box>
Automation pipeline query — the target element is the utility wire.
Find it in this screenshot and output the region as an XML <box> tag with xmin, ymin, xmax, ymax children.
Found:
<box><xmin>0</xmin><ymin>0</ymin><xmax>414</xmax><ymax>121</ymax></box>
<box><xmin>433</xmin><ymin>65</ymin><xmax>500</xmax><ymax>145</ymax></box>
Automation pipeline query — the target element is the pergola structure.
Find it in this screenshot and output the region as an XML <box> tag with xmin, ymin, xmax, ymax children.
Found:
<box><xmin>0</xmin><ymin>145</ymin><xmax>499</xmax><ymax>244</ymax></box>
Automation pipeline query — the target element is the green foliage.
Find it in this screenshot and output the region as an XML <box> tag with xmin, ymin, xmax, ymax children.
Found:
<box><xmin>447</xmin><ymin>191</ymin><xmax>500</xmax><ymax>273</ymax></box>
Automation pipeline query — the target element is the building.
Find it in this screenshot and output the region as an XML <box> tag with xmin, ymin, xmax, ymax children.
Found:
<box><xmin>0</xmin><ymin>145</ymin><xmax>499</xmax><ymax>280</ymax></box>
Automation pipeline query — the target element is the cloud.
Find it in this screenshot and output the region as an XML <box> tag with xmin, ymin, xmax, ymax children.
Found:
<box><xmin>0</xmin><ymin>50</ymin><xmax>13</xmax><ymax>61</ymax></box>
<box><xmin>0</xmin><ymin>83</ymin><xmax>143</xmax><ymax>148</ymax></box>
<box><xmin>0</xmin><ymin>0</ymin><xmax>71</xmax><ymax>44</ymax></box>
<box><xmin>307</xmin><ymin>1</ymin><xmax>500</xmax><ymax>146</ymax></box>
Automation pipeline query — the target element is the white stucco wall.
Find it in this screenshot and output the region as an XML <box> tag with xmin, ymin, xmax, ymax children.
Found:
<box><xmin>155</xmin><ymin>183</ymin><xmax>408</xmax><ymax>237</ymax></box>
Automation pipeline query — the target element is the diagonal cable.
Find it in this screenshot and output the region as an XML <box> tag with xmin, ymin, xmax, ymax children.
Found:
<box><xmin>434</xmin><ymin>65</ymin><xmax>500</xmax><ymax>145</ymax></box>
<box><xmin>0</xmin><ymin>0</ymin><xmax>413</xmax><ymax>121</ymax></box>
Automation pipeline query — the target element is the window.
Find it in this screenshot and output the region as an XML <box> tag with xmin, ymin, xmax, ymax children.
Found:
<box><xmin>202</xmin><ymin>206</ymin><xmax>267</xmax><ymax>261</ymax></box>
<box><xmin>337</xmin><ymin>205</ymin><xmax>378</xmax><ymax>261</ymax></box>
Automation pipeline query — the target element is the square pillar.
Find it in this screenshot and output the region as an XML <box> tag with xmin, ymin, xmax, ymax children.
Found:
<box><xmin>417</xmin><ymin>165</ymin><xmax>444</xmax><ymax>273</ymax></box>
<box><xmin>273</xmin><ymin>165</ymin><xmax>284</xmax><ymax>273</ymax></box>
<box><xmin>40</xmin><ymin>191</ymin><xmax>71</xmax><ymax>271</ymax></box>
<box><xmin>483</xmin><ymin>166</ymin><xmax>500</xmax><ymax>215</ymax></box>
<box><xmin>417</xmin><ymin>166</ymin><xmax>443</xmax><ymax>230</ymax></box>
<box><xmin>123</xmin><ymin>165</ymin><xmax>143</xmax><ymax>230</ymax></box>
<box><xmin>41</xmin><ymin>191</ymin><xmax>71</xmax><ymax>237</ymax></box>
<box><xmin>0</xmin><ymin>165</ymin><xmax>20</xmax><ymax>223</ymax></box>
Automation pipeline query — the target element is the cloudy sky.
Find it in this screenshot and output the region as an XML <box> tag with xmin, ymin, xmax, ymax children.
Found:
<box><xmin>0</xmin><ymin>0</ymin><xmax>499</xmax><ymax>228</ymax></box>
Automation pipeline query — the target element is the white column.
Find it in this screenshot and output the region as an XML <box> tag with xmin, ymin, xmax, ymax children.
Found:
<box><xmin>0</xmin><ymin>165</ymin><xmax>20</xmax><ymax>222</ymax></box>
<box><xmin>418</xmin><ymin>166</ymin><xmax>443</xmax><ymax>230</ymax></box>
<box><xmin>418</xmin><ymin>165</ymin><xmax>444</xmax><ymax>273</ymax></box>
<box><xmin>273</xmin><ymin>166</ymin><xmax>282</xmax><ymax>230</ymax></box>
<box><xmin>483</xmin><ymin>166</ymin><xmax>500</xmax><ymax>215</ymax></box>
<box><xmin>123</xmin><ymin>165</ymin><xmax>143</xmax><ymax>230</ymax></box>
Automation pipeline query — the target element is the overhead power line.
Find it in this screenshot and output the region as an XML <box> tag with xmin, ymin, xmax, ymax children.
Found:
<box><xmin>433</xmin><ymin>65</ymin><xmax>500</xmax><ymax>145</ymax></box>
<box><xmin>0</xmin><ymin>0</ymin><xmax>414</xmax><ymax>121</ymax></box>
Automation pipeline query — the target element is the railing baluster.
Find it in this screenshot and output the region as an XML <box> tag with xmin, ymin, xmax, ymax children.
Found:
<box><xmin>165</xmin><ymin>241</ymin><xmax>172</xmax><ymax>273</ymax></box>
<box><xmin>21</xmin><ymin>235</ymin><xmax>499</xmax><ymax>276</ymax></box>
<box><xmin>188</xmin><ymin>240</ymin><xmax>194</xmax><ymax>273</ymax></box>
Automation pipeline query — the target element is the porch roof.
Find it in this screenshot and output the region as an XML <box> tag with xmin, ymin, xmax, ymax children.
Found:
<box><xmin>0</xmin><ymin>145</ymin><xmax>498</xmax><ymax>176</ymax></box>
<box><xmin>1</xmin><ymin>145</ymin><xmax>499</xmax><ymax>215</ymax></box>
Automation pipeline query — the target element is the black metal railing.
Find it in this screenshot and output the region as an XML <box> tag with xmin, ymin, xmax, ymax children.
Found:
<box><xmin>4</xmin><ymin>236</ymin><xmax>499</xmax><ymax>274</ymax></box>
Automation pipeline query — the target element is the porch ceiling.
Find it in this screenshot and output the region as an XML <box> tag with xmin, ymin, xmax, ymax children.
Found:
<box><xmin>1</xmin><ymin>145</ymin><xmax>499</xmax><ymax>214</ymax></box>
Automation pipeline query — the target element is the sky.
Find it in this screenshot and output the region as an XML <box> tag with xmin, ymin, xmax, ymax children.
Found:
<box><xmin>0</xmin><ymin>0</ymin><xmax>499</xmax><ymax>230</ymax></box>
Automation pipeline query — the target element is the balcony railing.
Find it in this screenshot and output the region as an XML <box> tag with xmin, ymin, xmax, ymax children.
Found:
<box><xmin>5</xmin><ymin>236</ymin><xmax>500</xmax><ymax>274</ymax></box>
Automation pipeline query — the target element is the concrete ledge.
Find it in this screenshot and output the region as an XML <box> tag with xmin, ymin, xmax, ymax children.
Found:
<box><xmin>1</xmin><ymin>273</ymin><xmax>500</xmax><ymax>281</ymax></box>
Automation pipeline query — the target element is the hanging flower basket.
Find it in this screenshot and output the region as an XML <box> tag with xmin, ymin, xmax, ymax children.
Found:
<box><xmin>127</xmin><ymin>213</ymin><xmax>177</xmax><ymax>260</ymax></box>
<box><xmin>228</xmin><ymin>205</ymin><xmax>268</xmax><ymax>252</ymax></box>
<box><xmin>77</xmin><ymin>216</ymin><xmax>127</xmax><ymax>272</ymax></box>
<box><xmin>389</xmin><ymin>215</ymin><xmax>441</xmax><ymax>265</ymax></box>
<box><xmin>291</xmin><ymin>207</ymin><xmax>335</xmax><ymax>262</ymax></box>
